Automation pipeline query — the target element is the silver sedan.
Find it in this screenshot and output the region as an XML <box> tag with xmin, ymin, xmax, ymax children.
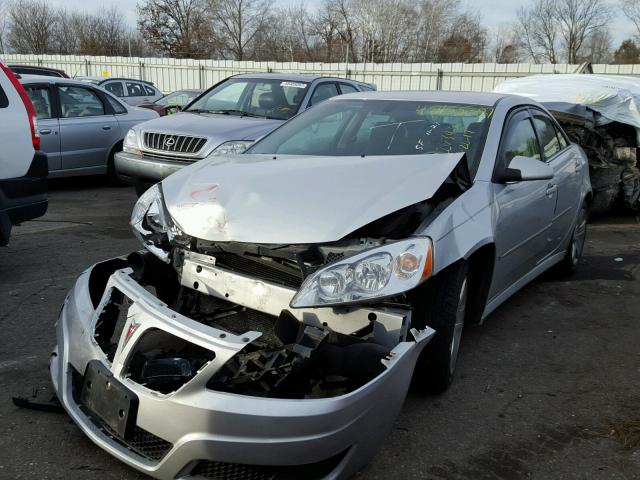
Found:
<box><xmin>20</xmin><ymin>76</ymin><xmax>158</xmax><ymax>179</ymax></box>
<box><xmin>50</xmin><ymin>91</ymin><xmax>591</xmax><ymax>479</ymax></box>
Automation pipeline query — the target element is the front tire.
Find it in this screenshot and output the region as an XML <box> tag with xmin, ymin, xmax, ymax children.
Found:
<box><xmin>412</xmin><ymin>261</ymin><xmax>469</xmax><ymax>393</ymax></box>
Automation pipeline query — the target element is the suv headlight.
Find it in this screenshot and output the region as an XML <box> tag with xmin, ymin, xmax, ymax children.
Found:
<box><xmin>291</xmin><ymin>237</ymin><xmax>434</xmax><ymax>308</ymax></box>
<box><xmin>123</xmin><ymin>128</ymin><xmax>141</xmax><ymax>155</ymax></box>
<box><xmin>130</xmin><ymin>183</ymin><xmax>189</xmax><ymax>262</ymax></box>
<box><xmin>211</xmin><ymin>140</ymin><xmax>253</xmax><ymax>156</ymax></box>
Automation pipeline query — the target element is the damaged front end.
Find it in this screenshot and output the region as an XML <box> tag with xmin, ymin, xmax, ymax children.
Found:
<box><xmin>51</xmin><ymin>149</ymin><xmax>472</xmax><ymax>479</ymax></box>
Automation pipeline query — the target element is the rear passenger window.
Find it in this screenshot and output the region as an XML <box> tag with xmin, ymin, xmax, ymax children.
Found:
<box><xmin>126</xmin><ymin>82</ymin><xmax>144</xmax><ymax>97</ymax></box>
<box><xmin>106</xmin><ymin>95</ymin><xmax>127</xmax><ymax>114</ymax></box>
<box><xmin>0</xmin><ymin>86</ymin><xmax>7</xmax><ymax>108</ymax></box>
<box><xmin>59</xmin><ymin>86</ymin><xmax>105</xmax><ymax>117</ymax></box>
<box><xmin>104</xmin><ymin>82</ymin><xmax>124</xmax><ymax>97</ymax></box>
<box><xmin>309</xmin><ymin>83</ymin><xmax>339</xmax><ymax>106</ymax></box>
<box><xmin>25</xmin><ymin>86</ymin><xmax>53</xmax><ymax>119</ymax></box>
<box><xmin>533</xmin><ymin>114</ymin><xmax>561</xmax><ymax>159</ymax></box>
<box><xmin>339</xmin><ymin>83</ymin><xmax>358</xmax><ymax>94</ymax></box>
<box><xmin>144</xmin><ymin>85</ymin><xmax>156</xmax><ymax>96</ymax></box>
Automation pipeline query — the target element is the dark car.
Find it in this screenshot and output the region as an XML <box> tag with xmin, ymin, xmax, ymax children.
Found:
<box><xmin>9</xmin><ymin>65</ymin><xmax>69</xmax><ymax>78</ymax></box>
<box><xmin>138</xmin><ymin>89</ymin><xmax>203</xmax><ymax>116</ymax></box>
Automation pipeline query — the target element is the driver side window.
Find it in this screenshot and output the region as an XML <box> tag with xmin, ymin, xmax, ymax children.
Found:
<box><xmin>499</xmin><ymin>111</ymin><xmax>541</xmax><ymax>171</ymax></box>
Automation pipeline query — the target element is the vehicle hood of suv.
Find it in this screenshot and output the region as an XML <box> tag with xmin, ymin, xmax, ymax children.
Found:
<box><xmin>137</xmin><ymin>111</ymin><xmax>283</xmax><ymax>145</ymax></box>
<box><xmin>162</xmin><ymin>152</ymin><xmax>465</xmax><ymax>244</ymax></box>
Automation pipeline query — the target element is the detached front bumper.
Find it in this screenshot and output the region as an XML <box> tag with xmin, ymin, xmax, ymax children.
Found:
<box><xmin>51</xmin><ymin>259</ymin><xmax>433</xmax><ymax>480</ymax></box>
<box><xmin>115</xmin><ymin>151</ymin><xmax>196</xmax><ymax>184</ymax></box>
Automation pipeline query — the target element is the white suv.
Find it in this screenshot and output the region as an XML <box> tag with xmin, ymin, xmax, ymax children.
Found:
<box><xmin>0</xmin><ymin>60</ymin><xmax>48</xmax><ymax>245</ymax></box>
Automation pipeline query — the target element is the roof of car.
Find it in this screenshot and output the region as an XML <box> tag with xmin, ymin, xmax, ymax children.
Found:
<box><xmin>19</xmin><ymin>75</ymin><xmax>101</xmax><ymax>86</ymax></box>
<box><xmin>327</xmin><ymin>90</ymin><xmax>522</xmax><ymax>106</ymax></box>
<box><xmin>77</xmin><ymin>76</ymin><xmax>155</xmax><ymax>86</ymax></box>
<box><xmin>233</xmin><ymin>72</ymin><xmax>368</xmax><ymax>84</ymax></box>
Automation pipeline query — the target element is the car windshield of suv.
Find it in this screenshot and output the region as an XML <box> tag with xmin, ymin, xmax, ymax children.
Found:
<box><xmin>156</xmin><ymin>91</ymin><xmax>200</xmax><ymax>107</ymax></box>
<box><xmin>248</xmin><ymin>99</ymin><xmax>493</xmax><ymax>174</ymax></box>
<box><xmin>185</xmin><ymin>78</ymin><xmax>309</xmax><ymax>120</ymax></box>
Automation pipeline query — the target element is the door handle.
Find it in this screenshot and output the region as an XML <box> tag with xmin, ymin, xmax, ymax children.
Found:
<box><xmin>40</xmin><ymin>129</ymin><xmax>52</xmax><ymax>135</ymax></box>
<box><xmin>546</xmin><ymin>184</ymin><xmax>558</xmax><ymax>197</ymax></box>
<box><xmin>102</xmin><ymin>125</ymin><xmax>112</xmax><ymax>131</ymax></box>
<box><xmin>575</xmin><ymin>160</ymin><xmax>583</xmax><ymax>172</ymax></box>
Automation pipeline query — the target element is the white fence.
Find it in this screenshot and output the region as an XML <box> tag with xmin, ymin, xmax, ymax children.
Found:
<box><xmin>4</xmin><ymin>54</ymin><xmax>640</xmax><ymax>93</ymax></box>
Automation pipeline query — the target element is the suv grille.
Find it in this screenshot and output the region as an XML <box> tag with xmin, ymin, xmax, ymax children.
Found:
<box><xmin>144</xmin><ymin>132</ymin><xmax>207</xmax><ymax>155</ymax></box>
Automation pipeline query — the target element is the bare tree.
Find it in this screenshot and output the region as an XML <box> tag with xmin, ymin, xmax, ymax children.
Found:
<box><xmin>0</xmin><ymin>0</ymin><xmax>9</xmax><ymax>54</ymax></box>
<box><xmin>517</xmin><ymin>0</ymin><xmax>559</xmax><ymax>63</ymax></box>
<box><xmin>7</xmin><ymin>0</ymin><xmax>58</xmax><ymax>53</ymax></box>
<box><xmin>137</xmin><ymin>0</ymin><xmax>214</xmax><ymax>58</ymax></box>
<box><xmin>620</xmin><ymin>0</ymin><xmax>640</xmax><ymax>38</ymax></box>
<box><xmin>578</xmin><ymin>28</ymin><xmax>613</xmax><ymax>63</ymax></box>
<box><xmin>208</xmin><ymin>0</ymin><xmax>272</xmax><ymax>60</ymax></box>
<box><xmin>492</xmin><ymin>26</ymin><xmax>522</xmax><ymax>63</ymax></box>
<box><xmin>556</xmin><ymin>0</ymin><xmax>612</xmax><ymax>63</ymax></box>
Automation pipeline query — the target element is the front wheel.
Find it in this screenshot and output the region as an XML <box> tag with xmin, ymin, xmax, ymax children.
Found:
<box><xmin>412</xmin><ymin>261</ymin><xmax>469</xmax><ymax>393</ymax></box>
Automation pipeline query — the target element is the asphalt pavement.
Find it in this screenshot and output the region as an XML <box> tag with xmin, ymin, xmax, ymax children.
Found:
<box><xmin>0</xmin><ymin>178</ymin><xmax>639</xmax><ymax>479</ymax></box>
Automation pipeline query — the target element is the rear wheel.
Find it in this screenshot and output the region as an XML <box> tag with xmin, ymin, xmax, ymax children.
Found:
<box><xmin>555</xmin><ymin>202</ymin><xmax>589</xmax><ymax>276</ymax></box>
<box><xmin>413</xmin><ymin>261</ymin><xmax>469</xmax><ymax>393</ymax></box>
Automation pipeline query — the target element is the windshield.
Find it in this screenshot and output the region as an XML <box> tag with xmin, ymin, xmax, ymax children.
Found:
<box><xmin>185</xmin><ymin>78</ymin><xmax>309</xmax><ymax>120</ymax></box>
<box><xmin>248</xmin><ymin>99</ymin><xmax>493</xmax><ymax>174</ymax></box>
<box><xmin>157</xmin><ymin>90</ymin><xmax>200</xmax><ymax>107</ymax></box>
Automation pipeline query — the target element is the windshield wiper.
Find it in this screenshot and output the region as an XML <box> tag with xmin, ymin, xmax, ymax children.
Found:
<box><xmin>185</xmin><ymin>108</ymin><xmax>213</xmax><ymax>114</ymax></box>
<box><xmin>209</xmin><ymin>109</ymin><xmax>262</xmax><ymax>118</ymax></box>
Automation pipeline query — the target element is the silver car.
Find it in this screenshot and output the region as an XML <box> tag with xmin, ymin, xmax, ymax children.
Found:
<box><xmin>21</xmin><ymin>76</ymin><xmax>159</xmax><ymax>179</ymax></box>
<box><xmin>51</xmin><ymin>92</ymin><xmax>591</xmax><ymax>479</ymax></box>
<box><xmin>114</xmin><ymin>73</ymin><xmax>374</xmax><ymax>194</ymax></box>
<box><xmin>78</xmin><ymin>77</ymin><xmax>164</xmax><ymax>106</ymax></box>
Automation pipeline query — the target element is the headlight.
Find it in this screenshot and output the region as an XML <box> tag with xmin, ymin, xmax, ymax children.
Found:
<box><xmin>130</xmin><ymin>183</ymin><xmax>188</xmax><ymax>262</ymax></box>
<box><xmin>210</xmin><ymin>140</ymin><xmax>253</xmax><ymax>156</ymax></box>
<box><xmin>123</xmin><ymin>128</ymin><xmax>140</xmax><ymax>155</ymax></box>
<box><xmin>291</xmin><ymin>238</ymin><xmax>433</xmax><ymax>308</ymax></box>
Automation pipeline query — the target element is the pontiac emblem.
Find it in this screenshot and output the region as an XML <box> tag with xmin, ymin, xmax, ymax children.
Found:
<box><xmin>124</xmin><ymin>319</ymin><xmax>141</xmax><ymax>345</ymax></box>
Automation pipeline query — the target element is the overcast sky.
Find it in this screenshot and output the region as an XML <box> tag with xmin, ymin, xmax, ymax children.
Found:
<box><xmin>43</xmin><ymin>0</ymin><xmax>636</xmax><ymax>48</ymax></box>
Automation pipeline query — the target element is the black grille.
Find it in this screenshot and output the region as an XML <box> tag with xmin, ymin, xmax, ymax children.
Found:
<box><xmin>127</xmin><ymin>426</ymin><xmax>174</xmax><ymax>461</ymax></box>
<box><xmin>190</xmin><ymin>461</ymin><xmax>277</xmax><ymax>480</ymax></box>
<box><xmin>144</xmin><ymin>132</ymin><xmax>207</xmax><ymax>154</ymax></box>
<box><xmin>187</xmin><ymin>449</ymin><xmax>349</xmax><ymax>479</ymax></box>
<box><xmin>214</xmin><ymin>253</ymin><xmax>303</xmax><ymax>289</ymax></box>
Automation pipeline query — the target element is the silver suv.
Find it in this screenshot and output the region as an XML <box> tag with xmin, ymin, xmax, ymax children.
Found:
<box><xmin>114</xmin><ymin>73</ymin><xmax>374</xmax><ymax>194</ymax></box>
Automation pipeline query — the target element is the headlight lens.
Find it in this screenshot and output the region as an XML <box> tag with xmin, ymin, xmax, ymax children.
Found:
<box><xmin>210</xmin><ymin>140</ymin><xmax>253</xmax><ymax>156</ymax></box>
<box><xmin>130</xmin><ymin>183</ymin><xmax>188</xmax><ymax>262</ymax></box>
<box><xmin>291</xmin><ymin>237</ymin><xmax>433</xmax><ymax>308</ymax></box>
<box><xmin>123</xmin><ymin>128</ymin><xmax>140</xmax><ymax>155</ymax></box>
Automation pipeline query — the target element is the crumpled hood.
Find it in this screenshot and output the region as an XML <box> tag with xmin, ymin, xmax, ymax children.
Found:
<box><xmin>137</xmin><ymin>112</ymin><xmax>283</xmax><ymax>145</ymax></box>
<box><xmin>162</xmin><ymin>153</ymin><xmax>464</xmax><ymax>244</ymax></box>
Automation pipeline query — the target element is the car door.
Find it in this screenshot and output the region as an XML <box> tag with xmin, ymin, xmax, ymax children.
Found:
<box><xmin>24</xmin><ymin>83</ymin><xmax>61</xmax><ymax>172</ymax></box>
<box><xmin>530</xmin><ymin>109</ymin><xmax>583</xmax><ymax>249</ymax></box>
<box><xmin>124</xmin><ymin>81</ymin><xmax>150</xmax><ymax>105</ymax></box>
<box><xmin>489</xmin><ymin>109</ymin><xmax>558</xmax><ymax>298</ymax></box>
<box><xmin>57</xmin><ymin>84</ymin><xmax>120</xmax><ymax>171</ymax></box>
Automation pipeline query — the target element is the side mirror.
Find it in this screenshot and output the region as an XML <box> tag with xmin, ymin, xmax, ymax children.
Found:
<box><xmin>499</xmin><ymin>156</ymin><xmax>554</xmax><ymax>182</ymax></box>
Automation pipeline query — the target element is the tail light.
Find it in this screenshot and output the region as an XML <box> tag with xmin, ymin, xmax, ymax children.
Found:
<box><xmin>0</xmin><ymin>63</ymin><xmax>40</xmax><ymax>150</ymax></box>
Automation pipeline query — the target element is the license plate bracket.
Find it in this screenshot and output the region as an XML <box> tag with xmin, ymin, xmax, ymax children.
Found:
<box><xmin>80</xmin><ymin>360</ymin><xmax>139</xmax><ymax>439</ymax></box>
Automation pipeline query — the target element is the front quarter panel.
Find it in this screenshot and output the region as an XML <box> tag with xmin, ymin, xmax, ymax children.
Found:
<box><xmin>421</xmin><ymin>181</ymin><xmax>495</xmax><ymax>275</ymax></box>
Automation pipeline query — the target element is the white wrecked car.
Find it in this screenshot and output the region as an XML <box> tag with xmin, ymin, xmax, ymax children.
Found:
<box><xmin>50</xmin><ymin>92</ymin><xmax>591</xmax><ymax>479</ymax></box>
